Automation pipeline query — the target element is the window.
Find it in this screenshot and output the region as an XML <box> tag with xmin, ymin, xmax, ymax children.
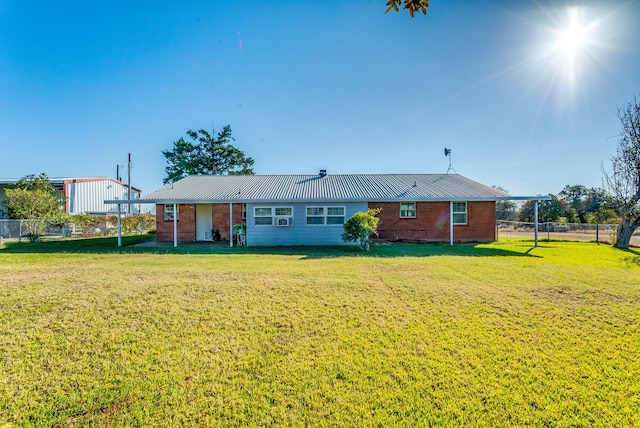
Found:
<box><xmin>327</xmin><ymin>207</ymin><xmax>345</xmax><ymax>224</ymax></box>
<box><xmin>254</xmin><ymin>207</ymin><xmax>273</xmax><ymax>226</ymax></box>
<box><xmin>164</xmin><ymin>204</ymin><xmax>178</xmax><ymax>221</ymax></box>
<box><xmin>306</xmin><ymin>207</ymin><xmax>324</xmax><ymax>225</ymax></box>
<box><xmin>306</xmin><ymin>206</ymin><xmax>345</xmax><ymax>225</ymax></box>
<box><xmin>400</xmin><ymin>202</ymin><xmax>416</xmax><ymax>218</ymax></box>
<box><xmin>254</xmin><ymin>206</ymin><xmax>293</xmax><ymax>226</ymax></box>
<box><xmin>275</xmin><ymin>207</ymin><xmax>293</xmax><ymax>216</ymax></box>
<box><xmin>453</xmin><ymin>202</ymin><xmax>467</xmax><ymax>224</ymax></box>
<box><xmin>242</xmin><ymin>203</ymin><xmax>246</xmax><ymax>220</ymax></box>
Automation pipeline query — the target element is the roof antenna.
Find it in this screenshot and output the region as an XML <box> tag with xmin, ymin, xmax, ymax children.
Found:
<box><xmin>444</xmin><ymin>148</ymin><xmax>457</xmax><ymax>174</ymax></box>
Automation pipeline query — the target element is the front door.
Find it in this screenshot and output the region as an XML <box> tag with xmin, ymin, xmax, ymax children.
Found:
<box><xmin>195</xmin><ymin>204</ymin><xmax>213</xmax><ymax>241</ymax></box>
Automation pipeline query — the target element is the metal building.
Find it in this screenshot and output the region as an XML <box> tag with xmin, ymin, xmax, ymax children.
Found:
<box><xmin>0</xmin><ymin>177</ymin><xmax>142</xmax><ymax>218</ymax></box>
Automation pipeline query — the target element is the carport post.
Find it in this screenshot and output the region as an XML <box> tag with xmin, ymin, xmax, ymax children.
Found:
<box><xmin>173</xmin><ymin>203</ymin><xmax>177</xmax><ymax>248</ymax></box>
<box><xmin>449</xmin><ymin>201</ymin><xmax>454</xmax><ymax>246</ymax></box>
<box><xmin>117</xmin><ymin>203</ymin><xmax>122</xmax><ymax>247</ymax></box>
<box><xmin>534</xmin><ymin>200</ymin><xmax>539</xmax><ymax>247</ymax></box>
<box><xmin>229</xmin><ymin>203</ymin><xmax>233</xmax><ymax>247</ymax></box>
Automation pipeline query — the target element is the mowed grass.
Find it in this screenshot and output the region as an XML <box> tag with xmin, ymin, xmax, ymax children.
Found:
<box><xmin>0</xmin><ymin>239</ymin><xmax>639</xmax><ymax>427</ymax></box>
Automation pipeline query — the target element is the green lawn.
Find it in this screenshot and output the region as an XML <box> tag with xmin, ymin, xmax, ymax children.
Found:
<box><xmin>1</xmin><ymin>238</ymin><xmax>639</xmax><ymax>427</ymax></box>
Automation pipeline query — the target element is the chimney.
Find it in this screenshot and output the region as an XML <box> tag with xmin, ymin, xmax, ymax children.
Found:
<box><xmin>319</xmin><ymin>169</ymin><xmax>327</xmax><ymax>178</ymax></box>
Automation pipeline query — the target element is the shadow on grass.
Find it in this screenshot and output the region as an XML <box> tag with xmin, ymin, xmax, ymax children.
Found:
<box><xmin>617</xmin><ymin>247</ymin><xmax>640</xmax><ymax>267</ymax></box>
<box><xmin>0</xmin><ymin>235</ymin><xmax>540</xmax><ymax>259</ymax></box>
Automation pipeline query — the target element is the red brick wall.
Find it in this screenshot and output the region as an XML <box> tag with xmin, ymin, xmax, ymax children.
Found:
<box><xmin>211</xmin><ymin>203</ymin><xmax>244</xmax><ymax>241</ymax></box>
<box><xmin>369</xmin><ymin>201</ymin><xmax>496</xmax><ymax>243</ymax></box>
<box><xmin>156</xmin><ymin>204</ymin><xmax>196</xmax><ymax>242</ymax></box>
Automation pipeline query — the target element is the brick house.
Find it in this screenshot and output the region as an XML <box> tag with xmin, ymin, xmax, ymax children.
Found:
<box><xmin>132</xmin><ymin>172</ymin><xmax>525</xmax><ymax>247</ymax></box>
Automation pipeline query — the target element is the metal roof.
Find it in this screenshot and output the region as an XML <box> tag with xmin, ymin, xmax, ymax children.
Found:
<box><xmin>0</xmin><ymin>177</ymin><xmax>142</xmax><ymax>193</ymax></box>
<box><xmin>138</xmin><ymin>174</ymin><xmax>513</xmax><ymax>203</ymax></box>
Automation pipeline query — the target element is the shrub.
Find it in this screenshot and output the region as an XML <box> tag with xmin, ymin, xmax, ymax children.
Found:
<box><xmin>341</xmin><ymin>208</ymin><xmax>381</xmax><ymax>251</ymax></box>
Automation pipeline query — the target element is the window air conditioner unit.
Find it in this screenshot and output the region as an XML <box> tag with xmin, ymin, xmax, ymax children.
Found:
<box><xmin>276</xmin><ymin>217</ymin><xmax>290</xmax><ymax>226</ymax></box>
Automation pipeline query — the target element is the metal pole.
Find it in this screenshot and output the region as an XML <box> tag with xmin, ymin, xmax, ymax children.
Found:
<box><xmin>128</xmin><ymin>153</ymin><xmax>132</xmax><ymax>216</ymax></box>
<box><xmin>596</xmin><ymin>223</ymin><xmax>599</xmax><ymax>244</ymax></box>
<box><xmin>449</xmin><ymin>201</ymin><xmax>454</xmax><ymax>246</ymax></box>
<box><xmin>117</xmin><ymin>204</ymin><xmax>122</xmax><ymax>247</ymax></box>
<box><xmin>229</xmin><ymin>203</ymin><xmax>233</xmax><ymax>247</ymax></box>
<box><xmin>534</xmin><ymin>200</ymin><xmax>539</xmax><ymax>247</ymax></box>
<box><xmin>173</xmin><ymin>203</ymin><xmax>178</xmax><ymax>248</ymax></box>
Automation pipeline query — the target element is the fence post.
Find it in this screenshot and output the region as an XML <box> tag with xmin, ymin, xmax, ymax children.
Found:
<box><xmin>596</xmin><ymin>223</ymin><xmax>599</xmax><ymax>244</ymax></box>
<box><xmin>19</xmin><ymin>220</ymin><xmax>22</xmax><ymax>243</ymax></box>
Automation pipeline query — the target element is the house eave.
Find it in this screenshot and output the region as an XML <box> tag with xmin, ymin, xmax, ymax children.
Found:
<box><xmin>105</xmin><ymin>195</ymin><xmax>551</xmax><ymax>205</ymax></box>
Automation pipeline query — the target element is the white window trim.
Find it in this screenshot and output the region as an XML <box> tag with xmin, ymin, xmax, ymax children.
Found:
<box><xmin>254</xmin><ymin>206</ymin><xmax>293</xmax><ymax>226</ymax></box>
<box><xmin>452</xmin><ymin>202</ymin><xmax>468</xmax><ymax>225</ymax></box>
<box><xmin>400</xmin><ymin>202</ymin><xmax>416</xmax><ymax>218</ymax></box>
<box><xmin>164</xmin><ymin>204</ymin><xmax>178</xmax><ymax>221</ymax></box>
<box><xmin>306</xmin><ymin>206</ymin><xmax>345</xmax><ymax>226</ymax></box>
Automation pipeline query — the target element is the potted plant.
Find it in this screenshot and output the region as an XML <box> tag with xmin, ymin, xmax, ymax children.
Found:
<box><xmin>233</xmin><ymin>223</ymin><xmax>246</xmax><ymax>235</ymax></box>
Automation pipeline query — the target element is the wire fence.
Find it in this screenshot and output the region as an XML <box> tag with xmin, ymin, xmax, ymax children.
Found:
<box><xmin>0</xmin><ymin>220</ymin><xmax>68</xmax><ymax>242</ymax></box>
<box><xmin>497</xmin><ymin>220</ymin><xmax>640</xmax><ymax>246</ymax></box>
<box><xmin>0</xmin><ymin>215</ymin><xmax>155</xmax><ymax>243</ymax></box>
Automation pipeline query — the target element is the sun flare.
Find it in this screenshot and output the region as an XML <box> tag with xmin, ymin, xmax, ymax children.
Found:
<box><xmin>540</xmin><ymin>6</ymin><xmax>599</xmax><ymax>98</ymax></box>
<box><xmin>557</xmin><ymin>21</ymin><xmax>585</xmax><ymax>56</ymax></box>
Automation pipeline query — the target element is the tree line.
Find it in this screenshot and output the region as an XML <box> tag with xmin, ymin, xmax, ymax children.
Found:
<box><xmin>496</xmin><ymin>185</ymin><xmax>619</xmax><ymax>225</ymax></box>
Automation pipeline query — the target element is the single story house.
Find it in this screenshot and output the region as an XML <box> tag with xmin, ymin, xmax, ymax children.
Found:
<box><xmin>114</xmin><ymin>172</ymin><xmax>548</xmax><ymax>247</ymax></box>
<box><xmin>0</xmin><ymin>177</ymin><xmax>142</xmax><ymax>218</ymax></box>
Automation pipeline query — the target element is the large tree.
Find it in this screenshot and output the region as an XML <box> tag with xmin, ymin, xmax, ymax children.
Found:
<box><xmin>385</xmin><ymin>0</ymin><xmax>429</xmax><ymax>17</ymax></box>
<box><xmin>558</xmin><ymin>185</ymin><xmax>607</xmax><ymax>224</ymax></box>
<box><xmin>162</xmin><ymin>126</ymin><xmax>254</xmax><ymax>184</ymax></box>
<box><xmin>603</xmin><ymin>96</ymin><xmax>640</xmax><ymax>248</ymax></box>
<box><xmin>3</xmin><ymin>173</ymin><xmax>65</xmax><ymax>241</ymax></box>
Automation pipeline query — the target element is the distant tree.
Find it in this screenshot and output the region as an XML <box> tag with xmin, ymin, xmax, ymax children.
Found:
<box><xmin>342</xmin><ymin>208</ymin><xmax>381</xmax><ymax>251</ymax></box>
<box><xmin>558</xmin><ymin>185</ymin><xmax>607</xmax><ymax>224</ymax></box>
<box><xmin>162</xmin><ymin>125</ymin><xmax>254</xmax><ymax>184</ymax></box>
<box><xmin>602</xmin><ymin>96</ymin><xmax>640</xmax><ymax>248</ymax></box>
<box><xmin>3</xmin><ymin>173</ymin><xmax>65</xmax><ymax>241</ymax></box>
<box><xmin>10</xmin><ymin>173</ymin><xmax>56</xmax><ymax>194</ymax></box>
<box><xmin>385</xmin><ymin>0</ymin><xmax>429</xmax><ymax>17</ymax></box>
<box><xmin>517</xmin><ymin>195</ymin><xmax>566</xmax><ymax>223</ymax></box>
<box><xmin>588</xmin><ymin>208</ymin><xmax>619</xmax><ymax>225</ymax></box>
<box><xmin>492</xmin><ymin>186</ymin><xmax>517</xmax><ymax>221</ymax></box>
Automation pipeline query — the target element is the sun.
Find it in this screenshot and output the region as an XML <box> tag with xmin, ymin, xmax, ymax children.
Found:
<box><xmin>553</xmin><ymin>7</ymin><xmax>591</xmax><ymax>62</ymax></box>
<box><xmin>556</xmin><ymin>20</ymin><xmax>585</xmax><ymax>57</ymax></box>
<box><xmin>537</xmin><ymin>6</ymin><xmax>600</xmax><ymax>101</ymax></box>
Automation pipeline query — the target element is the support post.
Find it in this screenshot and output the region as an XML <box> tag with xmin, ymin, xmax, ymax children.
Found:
<box><xmin>229</xmin><ymin>203</ymin><xmax>233</xmax><ymax>247</ymax></box>
<box><xmin>534</xmin><ymin>200</ymin><xmax>539</xmax><ymax>247</ymax></box>
<box><xmin>128</xmin><ymin>153</ymin><xmax>132</xmax><ymax>215</ymax></box>
<box><xmin>117</xmin><ymin>203</ymin><xmax>122</xmax><ymax>247</ymax></box>
<box><xmin>449</xmin><ymin>201</ymin><xmax>454</xmax><ymax>246</ymax></box>
<box><xmin>173</xmin><ymin>203</ymin><xmax>178</xmax><ymax>248</ymax></box>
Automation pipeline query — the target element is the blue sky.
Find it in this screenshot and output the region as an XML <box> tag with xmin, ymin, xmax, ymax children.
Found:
<box><xmin>1</xmin><ymin>0</ymin><xmax>638</xmax><ymax>197</ymax></box>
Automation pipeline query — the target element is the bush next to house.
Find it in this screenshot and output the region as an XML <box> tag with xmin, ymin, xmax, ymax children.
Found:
<box><xmin>342</xmin><ymin>208</ymin><xmax>381</xmax><ymax>251</ymax></box>
<box><xmin>69</xmin><ymin>213</ymin><xmax>156</xmax><ymax>238</ymax></box>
